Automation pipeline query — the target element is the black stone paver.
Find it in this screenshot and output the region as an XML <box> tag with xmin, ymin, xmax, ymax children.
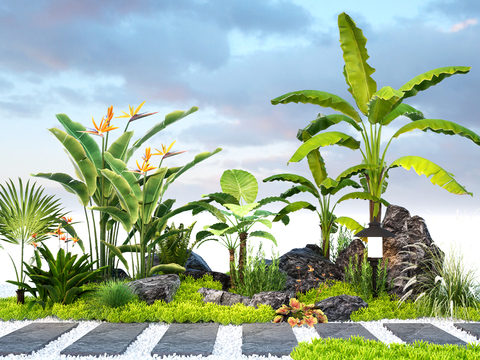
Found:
<box><xmin>454</xmin><ymin>323</ymin><xmax>480</xmax><ymax>340</ymax></box>
<box><xmin>61</xmin><ymin>322</ymin><xmax>149</xmax><ymax>356</ymax></box>
<box><xmin>242</xmin><ymin>322</ymin><xmax>298</xmax><ymax>357</ymax></box>
<box><xmin>314</xmin><ymin>323</ymin><xmax>378</xmax><ymax>341</ymax></box>
<box><xmin>151</xmin><ymin>322</ymin><xmax>220</xmax><ymax>357</ymax></box>
<box><xmin>383</xmin><ymin>323</ymin><xmax>466</xmax><ymax>346</ymax></box>
<box><xmin>0</xmin><ymin>322</ymin><xmax>78</xmax><ymax>355</ymax></box>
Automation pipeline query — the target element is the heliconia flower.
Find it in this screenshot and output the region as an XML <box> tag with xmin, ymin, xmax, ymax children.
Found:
<box><xmin>115</xmin><ymin>101</ymin><xmax>159</xmax><ymax>122</ymax></box>
<box><xmin>130</xmin><ymin>159</ymin><xmax>157</xmax><ymax>174</ymax></box>
<box><xmin>142</xmin><ymin>147</ymin><xmax>153</xmax><ymax>162</ymax></box>
<box><xmin>59</xmin><ymin>234</ymin><xmax>68</xmax><ymax>242</ymax></box>
<box><xmin>31</xmin><ymin>233</ymin><xmax>37</xmax><ymax>239</ymax></box>
<box><xmin>62</xmin><ymin>216</ymin><xmax>73</xmax><ymax>223</ymax></box>
<box><xmin>152</xmin><ymin>140</ymin><xmax>186</xmax><ymax>159</ymax></box>
<box><xmin>32</xmin><ymin>242</ymin><xmax>38</xmax><ymax>249</ymax></box>
<box><xmin>71</xmin><ymin>237</ymin><xmax>79</xmax><ymax>246</ymax></box>
<box><xmin>48</xmin><ymin>226</ymin><xmax>64</xmax><ymax>237</ymax></box>
<box><xmin>78</xmin><ymin>106</ymin><xmax>118</xmax><ymax>137</ymax></box>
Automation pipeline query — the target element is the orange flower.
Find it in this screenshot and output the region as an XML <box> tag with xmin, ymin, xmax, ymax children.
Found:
<box><xmin>59</xmin><ymin>234</ymin><xmax>68</xmax><ymax>242</ymax></box>
<box><xmin>130</xmin><ymin>159</ymin><xmax>157</xmax><ymax>174</ymax></box>
<box><xmin>71</xmin><ymin>237</ymin><xmax>79</xmax><ymax>247</ymax></box>
<box><xmin>32</xmin><ymin>242</ymin><xmax>38</xmax><ymax>249</ymax></box>
<box><xmin>31</xmin><ymin>233</ymin><xmax>37</xmax><ymax>239</ymax></box>
<box><xmin>78</xmin><ymin>106</ymin><xmax>118</xmax><ymax>137</ymax></box>
<box><xmin>62</xmin><ymin>216</ymin><xmax>73</xmax><ymax>223</ymax></box>
<box><xmin>115</xmin><ymin>101</ymin><xmax>159</xmax><ymax>122</ymax></box>
<box><xmin>152</xmin><ymin>141</ymin><xmax>186</xmax><ymax>159</ymax></box>
<box><xmin>307</xmin><ymin>265</ymin><xmax>314</xmax><ymax>272</ymax></box>
<box><xmin>142</xmin><ymin>147</ymin><xmax>153</xmax><ymax>162</ymax></box>
<box><xmin>48</xmin><ymin>226</ymin><xmax>64</xmax><ymax>237</ymax></box>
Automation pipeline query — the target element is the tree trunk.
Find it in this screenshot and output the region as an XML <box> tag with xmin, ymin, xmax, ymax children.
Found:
<box><xmin>369</xmin><ymin>200</ymin><xmax>382</xmax><ymax>223</ymax></box>
<box><xmin>228</xmin><ymin>248</ymin><xmax>236</xmax><ymax>290</ymax></box>
<box><xmin>320</xmin><ymin>224</ymin><xmax>330</xmax><ymax>260</ymax></box>
<box><xmin>237</xmin><ymin>232</ymin><xmax>248</xmax><ymax>287</ymax></box>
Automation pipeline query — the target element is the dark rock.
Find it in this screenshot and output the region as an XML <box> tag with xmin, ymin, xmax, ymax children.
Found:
<box><xmin>181</xmin><ymin>270</ymin><xmax>231</xmax><ymax>292</ymax></box>
<box><xmin>335</xmin><ymin>239</ymin><xmax>366</xmax><ymax>279</ymax></box>
<box><xmin>126</xmin><ymin>274</ymin><xmax>180</xmax><ymax>305</ymax></box>
<box><xmin>146</xmin><ymin>250</ymin><xmax>212</xmax><ymax>274</ymax></box>
<box><xmin>315</xmin><ymin>295</ymin><xmax>368</xmax><ymax>322</ymax></box>
<box><xmin>197</xmin><ymin>288</ymin><xmax>251</xmax><ymax>307</ymax></box>
<box><xmin>249</xmin><ymin>290</ymin><xmax>296</xmax><ymax>310</ymax></box>
<box><xmin>111</xmin><ymin>268</ymin><xmax>130</xmax><ymax>280</ymax></box>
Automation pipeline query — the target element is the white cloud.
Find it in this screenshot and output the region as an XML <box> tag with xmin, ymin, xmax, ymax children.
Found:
<box><xmin>450</xmin><ymin>18</ymin><xmax>478</xmax><ymax>32</ymax></box>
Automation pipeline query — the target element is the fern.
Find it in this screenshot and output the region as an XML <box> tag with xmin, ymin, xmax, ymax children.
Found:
<box><xmin>155</xmin><ymin>221</ymin><xmax>196</xmax><ymax>267</ymax></box>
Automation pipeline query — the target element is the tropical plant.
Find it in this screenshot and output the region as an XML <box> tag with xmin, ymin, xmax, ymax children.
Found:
<box><xmin>189</xmin><ymin>169</ymin><xmax>290</xmax><ymax>288</ymax></box>
<box><xmin>228</xmin><ymin>241</ymin><xmax>288</xmax><ymax>298</ymax></box>
<box><xmin>7</xmin><ymin>243</ymin><xmax>108</xmax><ymax>309</ymax></box>
<box><xmin>271</xmin><ymin>12</ymin><xmax>479</xmax><ymax>224</ymax></box>
<box><xmin>0</xmin><ymin>178</ymin><xmax>70</xmax><ymax>290</ymax></box>
<box><xmin>330</xmin><ymin>225</ymin><xmax>355</xmax><ymax>263</ymax></box>
<box><xmin>154</xmin><ymin>221</ymin><xmax>197</xmax><ymax>269</ymax></box>
<box><xmin>31</xmin><ymin>102</ymin><xmax>222</xmax><ymax>278</ymax></box>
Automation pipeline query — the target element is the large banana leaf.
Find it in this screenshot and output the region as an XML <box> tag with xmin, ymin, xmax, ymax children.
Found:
<box><xmin>220</xmin><ymin>169</ymin><xmax>258</xmax><ymax>204</ymax></box>
<box><xmin>62</xmin><ymin>149</ymin><xmax>95</xmax><ymax>196</ymax></box>
<box><xmin>249</xmin><ymin>230</ymin><xmax>277</xmax><ymax>246</ymax></box>
<box><xmin>141</xmin><ymin>168</ymin><xmax>168</xmax><ymax>224</ymax></box>
<box><xmin>263</xmin><ymin>173</ymin><xmax>318</xmax><ymax>195</ymax></box>
<box><xmin>388</xmin><ymin>156</ymin><xmax>473</xmax><ymax>196</ymax></box>
<box><xmin>279</xmin><ymin>185</ymin><xmax>320</xmax><ymax>199</ymax></box>
<box><xmin>367</xmin><ymin>86</ymin><xmax>403</xmax><ymax>124</ymax></box>
<box><xmin>224</xmin><ymin>203</ymin><xmax>260</xmax><ymax>218</ymax></box>
<box><xmin>301</xmin><ymin>130</ymin><xmax>327</xmax><ymax>188</ymax></box>
<box><xmin>296</xmin><ymin>113</ymin><xmax>362</xmax><ymax>140</ymax></box>
<box><xmin>125</xmin><ymin>106</ymin><xmax>199</xmax><ymax>163</ymax></box>
<box><xmin>256</xmin><ymin>196</ymin><xmax>290</xmax><ymax>207</ymax></box>
<box><xmin>320</xmin><ymin>178</ymin><xmax>361</xmax><ymax>196</ymax></box>
<box><xmin>108</xmin><ymin>244</ymin><xmax>142</xmax><ymax>257</ymax></box>
<box><xmin>55</xmin><ymin>114</ymin><xmax>103</xmax><ymax>170</ymax></box>
<box><xmin>201</xmin><ymin>192</ymin><xmax>240</xmax><ymax>206</ymax></box>
<box><xmin>272</xmin><ymin>201</ymin><xmax>316</xmax><ymax>222</ymax></box>
<box><xmin>338</xmin><ymin>12</ymin><xmax>377</xmax><ymax>115</ymax></box>
<box><xmin>48</xmin><ymin>128</ymin><xmax>97</xmax><ymax>196</ymax></box>
<box><xmin>392</xmin><ymin>119</ymin><xmax>480</xmax><ymax>146</ymax></box>
<box><xmin>399</xmin><ymin>66</ymin><xmax>471</xmax><ymax>99</ymax></box>
<box><xmin>271</xmin><ymin>90</ymin><xmax>362</xmax><ymax>123</ymax></box>
<box><xmin>334</xmin><ymin>216</ymin><xmax>366</xmax><ymax>242</ymax></box>
<box><xmin>335</xmin><ymin>163</ymin><xmax>379</xmax><ymax>182</ymax></box>
<box><xmin>288</xmin><ymin>131</ymin><xmax>361</xmax><ymax>164</ymax></box>
<box><xmin>381</xmin><ymin>103</ymin><xmax>424</xmax><ymax>126</ymax></box>
<box><xmin>100</xmin><ymin>169</ymin><xmax>139</xmax><ymax>223</ymax></box>
<box><xmin>102</xmin><ymin>152</ymin><xmax>142</xmax><ymax>201</ymax></box>
<box><xmin>87</xmin><ymin>206</ymin><xmax>132</xmax><ymax>232</ymax></box>
<box><xmin>30</xmin><ymin>172</ymin><xmax>90</xmax><ymax>206</ymax></box>
<box><xmin>335</xmin><ymin>191</ymin><xmax>388</xmax><ymax>206</ymax></box>
<box><xmin>107</xmin><ymin>131</ymin><xmax>134</xmax><ymax>161</ymax></box>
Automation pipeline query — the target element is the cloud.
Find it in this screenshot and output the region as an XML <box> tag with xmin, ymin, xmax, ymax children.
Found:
<box><xmin>450</xmin><ymin>18</ymin><xmax>478</xmax><ymax>32</ymax></box>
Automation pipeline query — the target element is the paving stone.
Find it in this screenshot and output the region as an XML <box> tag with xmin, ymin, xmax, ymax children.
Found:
<box><xmin>0</xmin><ymin>323</ymin><xmax>78</xmax><ymax>355</ymax></box>
<box><xmin>242</xmin><ymin>322</ymin><xmax>298</xmax><ymax>357</ymax></box>
<box><xmin>454</xmin><ymin>323</ymin><xmax>480</xmax><ymax>340</ymax></box>
<box><xmin>61</xmin><ymin>322</ymin><xmax>149</xmax><ymax>356</ymax></box>
<box><xmin>151</xmin><ymin>322</ymin><xmax>220</xmax><ymax>357</ymax></box>
<box><xmin>313</xmin><ymin>323</ymin><xmax>378</xmax><ymax>341</ymax></box>
<box><xmin>383</xmin><ymin>323</ymin><xmax>466</xmax><ymax>346</ymax></box>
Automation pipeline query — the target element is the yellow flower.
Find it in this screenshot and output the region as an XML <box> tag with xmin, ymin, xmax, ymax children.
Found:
<box><xmin>115</xmin><ymin>101</ymin><xmax>158</xmax><ymax>122</ymax></box>
<box><xmin>78</xmin><ymin>106</ymin><xmax>118</xmax><ymax>137</ymax></box>
<box><xmin>130</xmin><ymin>159</ymin><xmax>157</xmax><ymax>174</ymax></box>
<box><xmin>152</xmin><ymin>140</ymin><xmax>186</xmax><ymax>159</ymax></box>
<box><xmin>142</xmin><ymin>147</ymin><xmax>153</xmax><ymax>162</ymax></box>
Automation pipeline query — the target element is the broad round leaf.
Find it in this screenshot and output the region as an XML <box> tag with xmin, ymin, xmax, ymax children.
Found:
<box><xmin>220</xmin><ymin>169</ymin><xmax>258</xmax><ymax>204</ymax></box>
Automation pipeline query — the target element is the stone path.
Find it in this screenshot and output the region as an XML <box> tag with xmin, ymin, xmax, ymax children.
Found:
<box><xmin>0</xmin><ymin>321</ymin><xmax>478</xmax><ymax>358</ymax></box>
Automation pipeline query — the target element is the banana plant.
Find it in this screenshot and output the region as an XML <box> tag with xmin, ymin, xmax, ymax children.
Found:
<box><xmin>89</xmin><ymin>146</ymin><xmax>226</xmax><ymax>279</ymax></box>
<box><xmin>189</xmin><ymin>169</ymin><xmax>290</xmax><ymax>288</ymax></box>
<box><xmin>30</xmin><ymin>103</ymin><xmax>200</xmax><ymax>274</ymax></box>
<box><xmin>271</xmin><ymin>12</ymin><xmax>480</xmax><ymax>223</ymax></box>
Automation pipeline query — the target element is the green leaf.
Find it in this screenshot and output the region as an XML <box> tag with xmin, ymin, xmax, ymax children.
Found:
<box><xmin>107</xmin><ymin>244</ymin><xmax>142</xmax><ymax>257</ymax></box>
<box><xmin>288</xmin><ymin>131</ymin><xmax>361</xmax><ymax>164</ymax></box>
<box><xmin>279</xmin><ymin>185</ymin><xmax>320</xmax><ymax>199</ymax></box>
<box><xmin>335</xmin><ymin>163</ymin><xmax>379</xmax><ymax>182</ymax></box>
<box><xmin>367</xmin><ymin>86</ymin><xmax>404</xmax><ymax>124</ymax></box>
<box><xmin>300</xmin><ymin>130</ymin><xmax>327</xmax><ymax>188</ymax></box>
<box><xmin>271</xmin><ymin>90</ymin><xmax>362</xmax><ymax>123</ymax></box>
<box><xmin>100</xmin><ymin>240</ymin><xmax>130</xmax><ymax>272</ymax></box>
<box><xmin>220</xmin><ymin>169</ymin><xmax>258</xmax><ymax>204</ymax></box>
<box><xmin>224</xmin><ymin>203</ymin><xmax>259</xmax><ymax>218</ymax></box>
<box><xmin>249</xmin><ymin>230</ymin><xmax>277</xmax><ymax>247</ymax></box>
<box><xmin>338</xmin><ymin>12</ymin><xmax>377</xmax><ymax>115</ymax></box>
<box><xmin>381</xmin><ymin>103</ymin><xmax>425</xmax><ymax>126</ymax></box>
<box><xmin>254</xmin><ymin>218</ymin><xmax>272</xmax><ymax>229</ymax></box>
<box><xmin>257</xmin><ymin>196</ymin><xmax>290</xmax><ymax>207</ymax></box>
<box><xmin>55</xmin><ymin>114</ymin><xmax>103</xmax><ymax>171</ymax></box>
<box><xmin>47</xmin><ymin>128</ymin><xmax>97</xmax><ymax>196</ymax></box>
<box><xmin>334</xmin><ymin>216</ymin><xmax>366</xmax><ymax>241</ymax></box>
<box><xmin>335</xmin><ymin>191</ymin><xmax>386</xmax><ymax>206</ymax></box>
<box><xmin>392</xmin><ymin>119</ymin><xmax>480</xmax><ymax>146</ymax></box>
<box><xmin>30</xmin><ymin>172</ymin><xmax>90</xmax><ymax>206</ymax></box>
<box><xmin>389</xmin><ymin>156</ymin><xmax>472</xmax><ymax>196</ymax></box>
<box><xmin>263</xmin><ymin>173</ymin><xmax>318</xmax><ymax>195</ymax></box>
<box><xmin>102</xmin><ymin>152</ymin><xmax>142</xmax><ymax>201</ymax></box>
<box><xmin>125</xmin><ymin>106</ymin><xmax>199</xmax><ymax>163</ymax></box>
<box><xmin>202</xmin><ymin>192</ymin><xmax>240</xmax><ymax>206</ymax></box>
<box><xmin>186</xmin><ymin>201</ymin><xmax>227</xmax><ymax>223</ymax></box>
<box><xmin>296</xmin><ymin>113</ymin><xmax>363</xmax><ymax>141</ymax></box>
<box><xmin>88</xmin><ymin>206</ymin><xmax>132</xmax><ymax>232</ymax></box>
<box><xmin>399</xmin><ymin>66</ymin><xmax>471</xmax><ymax>99</ymax></box>
<box><xmin>141</xmin><ymin>168</ymin><xmax>168</xmax><ymax>224</ymax></box>
<box><xmin>272</xmin><ymin>201</ymin><xmax>316</xmax><ymax>222</ymax></box>
<box><xmin>107</xmin><ymin>131</ymin><xmax>134</xmax><ymax>162</ymax></box>
<box><xmin>100</xmin><ymin>169</ymin><xmax>139</xmax><ymax>223</ymax></box>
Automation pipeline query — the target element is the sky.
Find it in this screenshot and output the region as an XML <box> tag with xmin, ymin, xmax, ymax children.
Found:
<box><xmin>0</xmin><ymin>0</ymin><xmax>479</xmax><ymax>286</ymax></box>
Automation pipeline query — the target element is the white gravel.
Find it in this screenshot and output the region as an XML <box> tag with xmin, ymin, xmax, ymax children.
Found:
<box><xmin>0</xmin><ymin>283</ymin><xmax>479</xmax><ymax>360</ymax></box>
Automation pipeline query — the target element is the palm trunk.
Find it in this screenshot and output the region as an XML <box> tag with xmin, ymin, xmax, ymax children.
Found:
<box><xmin>321</xmin><ymin>226</ymin><xmax>330</xmax><ymax>260</ymax></box>
<box><xmin>237</xmin><ymin>232</ymin><xmax>248</xmax><ymax>287</ymax></box>
<box><xmin>369</xmin><ymin>200</ymin><xmax>382</xmax><ymax>223</ymax></box>
<box><xmin>228</xmin><ymin>248</ymin><xmax>236</xmax><ymax>290</ymax></box>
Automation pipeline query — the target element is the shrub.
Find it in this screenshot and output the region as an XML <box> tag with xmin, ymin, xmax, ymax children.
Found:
<box><xmin>87</xmin><ymin>279</ymin><xmax>138</xmax><ymax>309</ymax></box>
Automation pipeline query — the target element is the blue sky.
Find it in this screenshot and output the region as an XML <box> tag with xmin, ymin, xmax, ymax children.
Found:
<box><xmin>0</xmin><ymin>0</ymin><xmax>479</xmax><ymax>282</ymax></box>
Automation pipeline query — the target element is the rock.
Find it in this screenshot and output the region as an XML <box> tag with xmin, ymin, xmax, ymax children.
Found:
<box><xmin>146</xmin><ymin>250</ymin><xmax>212</xmax><ymax>274</ymax></box>
<box><xmin>181</xmin><ymin>270</ymin><xmax>231</xmax><ymax>291</ymax></box>
<box><xmin>111</xmin><ymin>268</ymin><xmax>130</xmax><ymax>280</ymax></box>
<box><xmin>335</xmin><ymin>239</ymin><xmax>366</xmax><ymax>279</ymax></box>
<box><xmin>127</xmin><ymin>274</ymin><xmax>180</xmax><ymax>305</ymax></box>
<box><xmin>382</xmin><ymin>205</ymin><xmax>445</xmax><ymax>300</ymax></box>
<box><xmin>315</xmin><ymin>295</ymin><xmax>368</xmax><ymax>322</ymax></box>
<box><xmin>197</xmin><ymin>287</ymin><xmax>295</xmax><ymax>310</ymax></box>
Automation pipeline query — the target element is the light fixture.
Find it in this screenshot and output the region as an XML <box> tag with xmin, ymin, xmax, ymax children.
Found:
<box><xmin>354</xmin><ymin>217</ymin><xmax>396</xmax><ymax>297</ymax></box>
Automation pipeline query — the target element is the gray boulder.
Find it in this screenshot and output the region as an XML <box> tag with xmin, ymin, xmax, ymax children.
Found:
<box><xmin>127</xmin><ymin>274</ymin><xmax>180</xmax><ymax>305</ymax></box>
<box><xmin>315</xmin><ymin>295</ymin><xmax>368</xmax><ymax>322</ymax></box>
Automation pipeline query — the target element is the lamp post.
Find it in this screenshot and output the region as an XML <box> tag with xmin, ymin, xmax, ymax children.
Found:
<box><xmin>354</xmin><ymin>217</ymin><xmax>396</xmax><ymax>297</ymax></box>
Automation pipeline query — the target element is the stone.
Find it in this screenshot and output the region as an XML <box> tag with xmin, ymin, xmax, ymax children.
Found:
<box><xmin>126</xmin><ymin>274</ymin><xmax>180</xmax><ymax>305</ymax></box>
<box><xmin>197</xmin><ymin>288</ymin><xmax>295</xmax><ymax>310</ymax></box>
<box><xmin>382</xmin><ymin>205</ymin><xmax>445</xmax><ymax>300</ymax></box>
<box><xmin>314</xmin><ymin>295</ymin><xmax>368</xmax><ymax>322</ymax></box>
<box><xmin>181</xmin><ymin>271</ymin><xmax>231</xmax><ymax>292</ymax></box>
<box><xmin>111</xmin><ymin>268</ymin><xmax>130</xmax><ymax>280</ymax></box>
<box><xmin>146</xmin><ymin>250</ymin><xmax>212</xmax><ymax>274</ymax></box>
<box><xmin>335</xmin><ymin>239</ymin><xmax>366</xmax><ymax>280</ymax></box>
